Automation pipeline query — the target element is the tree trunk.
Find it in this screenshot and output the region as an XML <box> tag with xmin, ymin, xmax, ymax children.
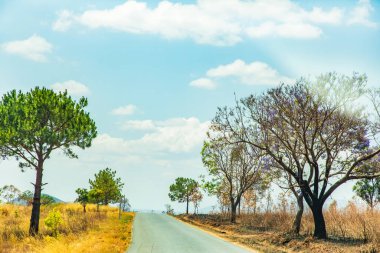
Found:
<box><xmin>186</xmin><ymin>196</ymin><xmax>189</xmax><ymax>214</ymax></box>
<box><xmin>230</xmin><ymin>202</ymin><xmax>237</xmax><ymax>223</ymax></box>
<box><xmin>29</xmin><ymin>164</ymin><xmax>43</xmax><ymax>236</ymax></box>
<box><xmin>291</xmin><ymin>194</ymin><xmax>304</xmax><ymax>235</ymax></box>
<box><xmin>311</xmin><ymin>203</ymin><xmax>327</xmax><ymax>239</ymax></box>
<box><xmin>83</xmin><ymin>204</ymin><xmax>86</xmax><ymax>213</ymax></box>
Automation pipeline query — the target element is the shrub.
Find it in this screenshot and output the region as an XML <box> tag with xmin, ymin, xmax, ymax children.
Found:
<box><xmin>44</xmin><ymin>209</ymin><xmax>63</xmax><ymax>237</ymax></box>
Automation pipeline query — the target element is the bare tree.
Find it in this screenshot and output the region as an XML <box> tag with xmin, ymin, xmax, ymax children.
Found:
<box><xmin>202</xmin><ymin>136</ymin><xmax>267</xmax><ymax>223</ymax></box>
<box><xmin>213</xmin><ymin>73</ymin><xmax>380</xmax><ymax>238</ymax></box>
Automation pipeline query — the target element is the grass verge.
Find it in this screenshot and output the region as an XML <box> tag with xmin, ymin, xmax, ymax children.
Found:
<box><xmin>0</xmin><ymin>203</ymin><xmax>134</xmax><ymax>253</ymax></box>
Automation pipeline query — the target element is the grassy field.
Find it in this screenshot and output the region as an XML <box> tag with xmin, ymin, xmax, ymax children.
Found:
<box><xmin>178</xmin><ymin>202</ymin><xmax>380</xmax><ymax>253</ymax></box>
<box><xmin>0</xmin><ymin>203</ymin><xmax>134</xmax><ymax>253</ymax></box>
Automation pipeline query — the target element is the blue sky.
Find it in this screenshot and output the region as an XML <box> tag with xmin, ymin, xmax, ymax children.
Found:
<box><xmin>0</xmin><ymin>0</ymin><xmax>379</xmax><ymax>212</ymax></box>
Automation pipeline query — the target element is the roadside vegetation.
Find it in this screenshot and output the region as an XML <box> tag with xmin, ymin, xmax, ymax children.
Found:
<box><xmin>0</xmin><ymin>203</ymin><xmax>134</xmax><ymax>253</ymax></box>
<box><xmin>0</xmin><ymin>87</ymin><xmax>133</xmax><ymax>252</ymax></box>
<box><xmin>170</xmin><ymin>73</ymin><xmax>380</xmax><ymax>252</ymax></box>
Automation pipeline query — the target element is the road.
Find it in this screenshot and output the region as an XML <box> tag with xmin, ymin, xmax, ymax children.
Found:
<box><xmin>127</xmin><ymin>213</ymin><xmax>255</xmax><ymax>253</ymax></box>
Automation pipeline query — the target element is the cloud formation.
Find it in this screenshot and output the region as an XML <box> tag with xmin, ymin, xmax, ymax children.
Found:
<box><xmin>2</xmin><ymin>35</ymin><xmax>52</xmax><ymax>62</ymax></box>
<box><xmin>107</xmin><ymin>117</ymin><xmax>210</xmax><ymax>153</ymax></box>
<box><xmin>51</xmin><ymin>80</ymin><xmax>90</xmax><ymax>96</ymax></box>
<box><xmin>51</xmin><ymin>0</ymin><xmax>363</xmax><ymax>46</ymax></box>
<box><xmin>191</xmin><ymin>59</ymin><xmax>294</xmax><ymax>89</ymax></box>
<box><xmin>348</xmin><ymin>0</ymin><xmax>378</xmax><ymax>28</ymax></box>
<box><xmin>112</xmin><ymin>105</ymin><xmax>138</xmax><ymax>116</ymax></box>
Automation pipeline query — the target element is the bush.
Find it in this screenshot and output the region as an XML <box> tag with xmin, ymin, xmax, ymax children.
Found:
<box><xmin>44</xmin><ymin>209</ymin><xmax>63</xmax><ymax>237</ymax></box>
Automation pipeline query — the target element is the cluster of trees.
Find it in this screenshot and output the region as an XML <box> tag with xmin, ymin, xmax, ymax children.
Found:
<box><xmin>75</xmin><ymin>167</ymin><xmax>129</xmax><ymax>213</ymax></box>
<box><xmin>170</xmin><ymin>73</ymin><xmax>380</xmax><ymax>240</ymax></box>
<box><xmin>168</xmin><ymin>177</ymin><xmax>203</xmax><ymax>214</ymax></box>
<box><xmin>0</xmin><ymin>184</ymin><xmax>57</xmax><ymax>205</ymax></box>
<box><xmin>0</xmin><ymin>87</ymin><xmax>97</xmax><ymax>235</ymax></box>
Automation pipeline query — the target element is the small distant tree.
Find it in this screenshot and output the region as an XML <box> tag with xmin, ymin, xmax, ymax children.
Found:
<box><xmin>353</xmin><ymin>178</ymin><xmax>380</xmax><ymax>210</ymax></box>
<box><xmin>190</xmin><ymin>187</ymin><xmax>203</xmax><ymax>214</ymax></box>
<box><xmin>0</xmin><ymin>87</ymin><xmax>97</xmax><ymax>235</ymax></box>
<box><xmin>168</xmin><ymin>177</ymin><xmax>198</xmax><ymax>214</ymax></box>
<box><xmin>19</xmin><ymin>190</ymin><xmax>33</xmax><ymax>206</ymax></box>
<box><xmin>40</xmin><ymin>194</ymin><xmax>56</xmax><ymax>205</ymax></box>
<box><xmin>1</xmin><ymin>185</ymin><xmax>21</xmax><ymax>203</ymax></box>
<box><xmin>75</xmin><ymin>188</ymin><xmax>89</xmax><ymax>213</ymax></box>
<box><xmin>165</xmin><ymin>204</ymin><xmax>174</xmax><ymax>214</ymax></box>
<box><xmin>88</xmin><ymin>188</ymin><xmax>102</xmax><ymax>212</ymax></box>
<box><xmin>89</xmin><ymin>168</ymin><xmax>124</xmax><ymax>205</ymax></box>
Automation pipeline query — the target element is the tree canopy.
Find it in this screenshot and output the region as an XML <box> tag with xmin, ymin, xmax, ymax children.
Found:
<box><xmin>89</xmin><ymin>168</ymin><xmax>124</xmax><ymax>205</ymax></box>
<box><xmin>168</xmin><ymin>177</ymin><xmax>198</xmax><ymax>214</ymax></box>
<box><xmin>0</xmin><ymin>87</ymin><xmax>97</xmax><ymax>235</ymax></box>
<box><xmin>210</xmin><ymin>73</ymin><xmax>380</xmax><ymax>238</ymax></box>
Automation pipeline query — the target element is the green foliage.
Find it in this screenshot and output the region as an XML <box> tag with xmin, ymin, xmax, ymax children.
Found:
<box><xmin>1</xmin><ymin>185</ymin><xmax>21</xmax><ymax>203</ymax></box>
<box><xmin>18</xmin><ymin>190</ymin><xmax>56</xmax><ymax>206</ymax></box>
<box><xmin>89</xmin><ymin>168</ymin><xmax>124</xmax><ymax>205</ymax></box>
<box><xmin>44</xmin><ymin>209</ymin><xmax>63</xmax><ymax>237</ymax></box>
<box><xmin>41</xmin><ymin>194</ymin><xmax>56</xmax><ymax>205</ymax></box>
<box><xmin>0</xmin><ymin>87</ymin><xmax>97</xmax><ymax>170</ymax></box>
<box><xmin>75</xmin><ymin>188</ymin><xmax>89</xmax><ymax>205</ymax></box>
<box><xmin>168</xmin><ymin>177</ymin><xmax>198</xmax><ymax>203</ymax></box>
<box><xmin>353</xmin><ymin>178</ymin><xmax>380</xmax><ymax>209</ymax></box>
<box><xmin>0</xmin><ymin>86</ymin><xmax>97</xmax><ymax>234</ymax></box>
<box><xmin>18</xmin><ymin>190</ymin><xmax>33</xmax><ymax>206</ymax></box>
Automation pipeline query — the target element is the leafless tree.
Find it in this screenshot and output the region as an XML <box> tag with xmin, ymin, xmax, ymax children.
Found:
<box><xmin>212</xmin><ymin>73</ymin><xmax>380</xmax><ymax>238</ymax></box>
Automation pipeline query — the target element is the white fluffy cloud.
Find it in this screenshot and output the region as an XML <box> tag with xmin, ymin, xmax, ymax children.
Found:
<box><xmin>112</xmin><ymin>105</ymin><xmax>138</xmax><ymax>116</ymax></box>
<box><xmin>1</xmin><ymin>35</ymin><xmax>52</xmax><ymax>62</ymax></box>
<box><xmin>348</xmin><ymin>0</ymin><xmax>378</xmax><ymax>28</ymax></box>
<box><xmin>191</xmin><ymin>59</ymin><xmax>293</xmax><ymax>89</ymax></box>
<box><xmin>189</xmin><ymin>78</ymin><xmax>217</xmax><ymax>90</ymax></box>
<box><xmin>51</xmin><ymin>80</ymin><xmax>90</xmax><ymax>96</ymax></box>
<box><xmin>52</xmin><ymin>0</ymin><xmax>356</xmax><ymax>45</ymax></box>
<box><xmin>97</xmin><ymin>117</ymin><xmax>209</xmax><ymax>153</ymax></box>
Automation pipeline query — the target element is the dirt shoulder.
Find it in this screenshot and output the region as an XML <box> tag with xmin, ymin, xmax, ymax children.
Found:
<box><xmin>176</xmin><ymin>214</ymin><xmax>378</xmax><ymax>253</ymax></box>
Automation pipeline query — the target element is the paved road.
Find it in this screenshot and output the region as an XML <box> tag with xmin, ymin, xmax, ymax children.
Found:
<box><xmin>127</xmin><ymin>213</ymin><xmax>255</xmax><ymax>253</ymax></box>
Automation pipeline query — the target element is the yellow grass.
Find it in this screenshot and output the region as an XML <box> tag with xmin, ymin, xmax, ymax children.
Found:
<box><xmin>0</xmin><ymin>203</ymin><xmax>134</xmax><ymax>253</ymax></box>
<box><xmin>179</xmin><ymin>201</ymin><xmax>380</xmax><ymax>252</ymax></box>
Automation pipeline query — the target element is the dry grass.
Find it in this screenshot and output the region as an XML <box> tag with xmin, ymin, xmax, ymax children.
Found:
<box><xmin>0</xmin><ymin>203</ymin><xmax>134</xmax><ymax>253</ymax></box>
<box><xmin>178</xmin><ymin>202</ymin><xmax>380</xmax><ymax>253</ymax></box>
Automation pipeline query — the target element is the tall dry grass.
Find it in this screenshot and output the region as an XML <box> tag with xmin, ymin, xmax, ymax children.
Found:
<box><xmin>236</xmin><ymin>200</ymin><xmax>380</xmax><ymax>245</ymax></box>
<box><xmin>0</xmin><ymin>203</ymin><xmax>134</xmax><ymax>253</ymax></box>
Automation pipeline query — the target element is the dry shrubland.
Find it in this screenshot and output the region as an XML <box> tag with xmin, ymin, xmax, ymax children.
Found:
<box><xmin>0</xmin><ymin>203</ymin><xmax>134</xmax><ymax>253</ymax></box>
<box><xmin>179</xmin><ymin>201</ymin><xmax>380</xmax><ymax>252</ymax></box>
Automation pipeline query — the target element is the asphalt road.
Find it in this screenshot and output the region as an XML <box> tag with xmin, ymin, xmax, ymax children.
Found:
<box><xmin>127</xmin><ymin>213</ymin><xmax>255</xmax><ymax>253</ymax></box>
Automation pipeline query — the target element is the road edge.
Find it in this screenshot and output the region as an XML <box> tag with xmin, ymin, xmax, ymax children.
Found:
<box><xmin>172</xmin><ymin>215</ymin><xmax>261</xmax><ymax>253</ymax></box>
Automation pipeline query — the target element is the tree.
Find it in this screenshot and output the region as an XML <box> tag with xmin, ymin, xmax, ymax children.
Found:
<box><xmin>201</xmin><ymin>138</ymin><xmax>267</xmax><ymax>223</ymax></box>
<box><xmin>1</xmin><ymin>185</ymin><xmax>21</xmax><ymax>203</ymax></box>
<box><xmin>190</xmin><ymin>187</ymin><xmax>203</xmax><ymax>214</ymax></box>
<box><xmin>0</xmin><ymin>87</ymin><xmax>97</xmax><ymax>235</ymax></box>
<box><xmin>89</xmin><ymin>168</ymin><xmax>124</xmax><ymax>205</ymax></box>
<box><xmin>353</xmin><ymin>178</ymin><xmax>380</xmax><ymax>210</ymax></box>
<box><xmin>19</xmin><ymin>190</ymin><xmax>33</xmax><ymax>206</ymax></box>
<box><xmin>40</xmin><ymin>194</ymin><xmax>56</xmax><ymax>205</ymax></box>
<box><xmin>75</xmin><ymin>188</ymin><xmax>89</xmax><ymax>213</ymax></box>
<box><xmin>212</xmin><ymin>73</ymin><xmax>380</xmax><ymax>238</ymax></box>
<box><xmin>168</xmin><ymin>177</ymin><xmax>198</xmax><ymax>214</ymax></box>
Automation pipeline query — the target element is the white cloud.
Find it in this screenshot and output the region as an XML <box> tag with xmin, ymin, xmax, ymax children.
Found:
<box><xmin>96</xmin><ymin>117</ymin><xmax>209</xmax><ymax>154</ymax></box>
<box><xmin>1</xmin><ymin>35</ymin><xmax>52</xmax><ymax>62</ymax></box>
<box><xmin>51</xmin><ymin>80</ymin><xmax>90</xmax><ymax>96</ymax></box>
<box><xmin>121</xmin><ymin>120</ymin><xmax>154</xmax><ymax>130</ymax></box>
<box><xmin>189</xmin><ymin>78</ymin><xmax>217</xmax><ymax>89</ymax></box>
<box><xmin>348</xmin><ymin>0</ymin><xmax>377</xmax><ymax>28</ymax></box>
<box><xmin>52</xmin><ymin>0</ymin><xmax>350</xmax><ymax>45</ymax></box>
<box><xmin>191</xmin><ymin>59</ymin><xmax>294</xmax><ymax>88</ymax></box>
<box><xmin>112</xmin><ymin>104</ymin><xmax>138</xmax><ymax>116</ymax></box>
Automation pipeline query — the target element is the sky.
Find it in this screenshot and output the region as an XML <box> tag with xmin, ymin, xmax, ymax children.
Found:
<box><xmin>0</xmin><ymin>0</ymin><xmax>379</xmax><ymax>212</ymax></box>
